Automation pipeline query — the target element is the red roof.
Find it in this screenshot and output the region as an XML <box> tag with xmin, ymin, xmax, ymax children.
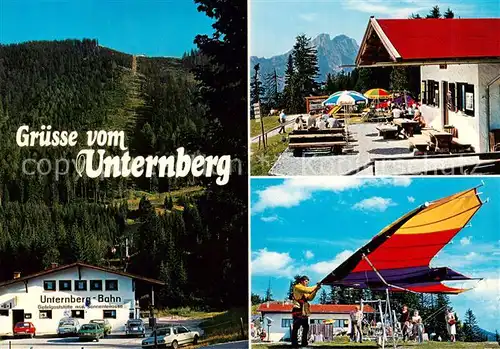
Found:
<box><xmin>357</xmin><ymin>18</ymin><xmax>500</xmax><ymax>66</ymax></box>
<box><xmin>257</xmin><ymin>302</ymin><xmax>375</xmax><ymax>314</ymax></box>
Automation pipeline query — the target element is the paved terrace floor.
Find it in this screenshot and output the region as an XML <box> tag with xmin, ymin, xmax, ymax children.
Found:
<box><xmin>269</xmin><ymin>123</ymin><xmax>498</xmax><ymax>176</ymax></box>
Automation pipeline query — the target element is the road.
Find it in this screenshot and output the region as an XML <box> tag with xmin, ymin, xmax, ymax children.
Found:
<box><xmin>0</xmin><ymin>334</ymin><xmax>144</xmax><ymax>348</ymax></box>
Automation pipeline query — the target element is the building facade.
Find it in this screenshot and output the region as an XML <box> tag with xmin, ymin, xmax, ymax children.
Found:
<box><xmin>257</xmin><ymin>302</ymin><xmax>374</xmax><ymax>342</ymax></box>
<box><xmin>0</xmin><ymin>263</ymin><xmax>163</xmax><ymax>336</ymax></box>
<box><xmin>356</xmin><ymin>17</ymin><xmax>500</xmax><ymax>153</ymax></box>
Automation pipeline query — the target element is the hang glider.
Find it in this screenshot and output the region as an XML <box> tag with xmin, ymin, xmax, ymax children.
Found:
<box><xmin>321</xmin><ymin>188</ymin><xmax>483</xmax><ymax>294</ymax></box>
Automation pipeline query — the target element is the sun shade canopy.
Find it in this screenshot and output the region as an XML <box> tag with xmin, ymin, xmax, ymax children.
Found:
<box><xmin>321</xmin><ymin>188</ymin><xmax>482</xmax><ymax>294</ymax></box>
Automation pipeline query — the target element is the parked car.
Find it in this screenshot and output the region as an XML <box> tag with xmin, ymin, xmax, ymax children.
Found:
<box><xmin>141</xmin><ymin>325</ymin><xmax>199</xmax><ymax>349</ymax></box>
<box><xmin>125</xmin><ymin>319</ymin><xmax>146</xmax><ymax>337</ymax></box>
<box><xmin>57</xmin><ymin>317</ymin><xmax>80</xmax><ymax>336</ymax></box>
<box><xmin>78</xmin><ymin>323</ymin><xmax>104</xmax><ymax>342</ymax></box>
<box><xmin>90</xmin><ymin>319</ymin><xmax>112</xmax><ymax>336</ymax></box>
<box><xmin>13</xmin><ymin>322</ymin><xmax>36</xmax><ymax>338</ymax></box>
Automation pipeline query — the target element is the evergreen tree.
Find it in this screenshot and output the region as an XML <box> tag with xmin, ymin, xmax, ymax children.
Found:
<box><xmin>252</xmin><ymin>293</ymin><xmax>264</xmax><ymax>305</ymax></box>
<box><xmin>444</xmin><ymin>8</ymin><xmax>455</xmax><ymax>18</ymax></box>
<box><xmin>409</xmin><ymin>13</ymin><xmax>422</xmax><ymax>19</ymax></box>
<box><xmin>265</xmin><ymin>280</ymin><xmax>273</xmax><ymax>302</ymax></box>
<box><xmin>292</xmin><ymin>34</ymin><xmax>319</xmax><ymax>97</ymax></box>
<box><xmin>283</xmin><ymin>54</ymin><xmax>298</xmax><ymax>112</ymax></box>
<box><xmin>265</xmin><ymin>69</ymin><xmax>281</xmax><ymax>110</ymax></box>
<box><xmin>463</xmin><ymin>309</ymin><xmax>482</xmax><ymax>342</ymax></box>
<box><xmin>164</xmin><ymin>195</ymin><xmax>174</xmax><ymax>210</ymax></box>
<box><xmin>427</xmin><ymin>5</ymin><xmax>442</xmax><ymax>18</ymax></box>
<box><xmin>390</xmin><ymin>67</ymin><xmax>409</xmax><ymax>93</ymax></box>
<box><xmin>250</xmin><ymin>63</ymin><xmax>264</xmax><ymax>105</ymax></box>
<box><xmin>319</xmin><ymin>289</ymin><xmax>328</xmax><ymax>304</ymax></box>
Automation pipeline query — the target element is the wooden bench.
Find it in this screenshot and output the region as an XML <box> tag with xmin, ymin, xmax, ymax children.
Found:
<box><xmin>409</xmin><ymin>135</ymin><xmax>430</xmax><ymax>154</ymax></box>
<box><xmin>289</xmin><ymin>130</ymin><xmax>348</xmax><ymax>156</ymax></box>
<box><xmin>376</xmin><ymin>125</ymin><xmax>399</xmax><ymax>139</ymax></box>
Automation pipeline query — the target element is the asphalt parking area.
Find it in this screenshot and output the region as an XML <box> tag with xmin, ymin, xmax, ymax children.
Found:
<box><xmin>0</xmin><ymin>333</ymin><xmax>145</xmax><ymax>348</ymax></box>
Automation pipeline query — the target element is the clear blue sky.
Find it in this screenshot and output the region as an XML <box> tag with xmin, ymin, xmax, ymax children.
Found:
<box><xmin>251</xmin><ymin>0</ymin><xmax>500</xmax><ymax>57</ymax></box>
<box><xmin>0</xmin><ymin>0</ymin><xmax>213</xmax><ymax>57</ymax></box>
<box><xmin>251</xmin><ymin>177</ymin><xmax>500</xmax><ymax>333</ymax></box>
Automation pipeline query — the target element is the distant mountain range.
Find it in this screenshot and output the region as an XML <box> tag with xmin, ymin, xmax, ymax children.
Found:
<box><xmin>250</xmin><ymin>34</ymin><xmax>359</xmax><ymax>85</ymax></box>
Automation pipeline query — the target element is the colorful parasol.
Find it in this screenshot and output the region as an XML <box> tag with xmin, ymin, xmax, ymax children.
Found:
<box><xmin>364</xmin><ymin>88</ymin><xmax>391</xmax><ymax>99</ymax></box>
<box><xmin>321</xmin><ymin>188</ymin><xmax>483</xmax><ymax>294</ymax></box>
<box><xmin>322</xmin><ymin>90</ymin><xmax>368</xmax><ymax>106</ymax></box>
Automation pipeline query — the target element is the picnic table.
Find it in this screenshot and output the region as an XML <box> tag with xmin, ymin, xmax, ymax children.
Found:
<box><xmin>376</xmin><ymin>124</ymin><xmax>399</xmax><ymax>139</ymax></box>
<box><xmin>393</xmin><ymin>118</ymin><xmax>419</xmax><ymax>138</ymax></box>
<box><xmin>428</xmin><ymin>130</ymin><xmax>453</xmax><ymax>152</ymax></box>
<box><xmin>288</xmin><ymin>128</ymin><xmax>348</xmax><ymax>156</ymax></box>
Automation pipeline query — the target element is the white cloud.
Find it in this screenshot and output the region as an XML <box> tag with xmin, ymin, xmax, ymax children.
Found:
<box><xmin>460</xmin><ymin>236</ymin><xmax>472</xmax><ymax>246</ymax></box>
<box><xmin>353</xmin><ymin>197</ymin><xmax>396</xmax><ymax>212</ymax></box>
<box><xmin>299</xmin><ymin>13</ymin><xmax>318</xmax><ymax>22</ymax></box>
<box><xmin>253</xmin><ymin>178</ymin><xmax>411</xmax><ymax>213</ymax></box>
<box><xmin>309</xmin><ymin>250</ymin><xmax>354</xmax><ymax>275</ymax></box>
<box><xmin>261</xmin><ymin>215</ymin><xmax>279</xmax><ymax>223</ymax></box>
<box><xmin>407</xmin><ymin>196</ymin><xmax>415</xmax><ymax>203</ymax></box>
<box><xmin>251</xmin><ymin>249</ymin><xmax>295</xmax><ymax>277</ymax></box>
<box><xmin>304</xmin><ymin>250</ymin><xmax>314</xmax><ymax>259</ymax></box>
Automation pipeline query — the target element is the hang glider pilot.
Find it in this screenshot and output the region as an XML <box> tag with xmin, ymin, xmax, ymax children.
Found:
<box><xmin>291</xmin><ymin>275</ymin><xmax>321</xmax><ymax>348</ymax></box>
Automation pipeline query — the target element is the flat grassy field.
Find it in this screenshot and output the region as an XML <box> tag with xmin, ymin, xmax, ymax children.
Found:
<box><xmin>193</xmin><ymin>308</ymin><xmax>248</xmax><ymax>347</ymax></box>
<box><xmin>252</xmin><ymin>341</ymin><xmax>499</xmax><ymax>349</ymax></box>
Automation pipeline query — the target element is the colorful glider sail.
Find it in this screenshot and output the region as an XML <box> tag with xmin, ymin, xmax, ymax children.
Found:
<box><xmin>321</xmin><ymin>188</ymin><xmax>483</xmax><ymax>294</ymax></box>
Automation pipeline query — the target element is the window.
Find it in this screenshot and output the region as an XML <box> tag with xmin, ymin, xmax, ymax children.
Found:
<box><xmin>75</xmin><ymin>280</ymin><xmax>87</xmax><ymax>291</ymax></box>
<box><xmin>456</xmin><ymin>83</ymin><xmax>475</xmax><ymax>116</ymax></box>
<box><xmin>59</xmin><ymin>280</ymin><xmax>71</xmax><ymax>291</ymax></box>
<box><xmin>448</xmin><ymin>83</ymin><xmax>456</xmax><ymax>111</ymax></box>
<box><xmin>43</xmin><ymin>280</ymin><xmax>56</xmax><ymax>291</ymax></box>
<box><xmin>282</xmin><ymin>319</ymin><xmax>293</xmax><ymax>328</ymax></box>
<box><xmin>421</xmin><ymin>81</ymin><xmax>427</xmax><ymax>105</ymax></box>
<box><xmin>24</xmin><ymin>313</ymin><xmax>32</xmax><ymax>319</ymax></box>
<box><xmin>39</xmin><ymin>310</ymin><xmax>52</xmax><ymax>319</ymax></box>
<box><xmin>426</xmin><ymin>80</ymin><xmax>440</xmax><ymax>107</ymax></box>
<box><xmin>177</xmin><ymin>326</ymin><xmax>189</xmax><ymax>334</ymax></box>
<box><xmin>105</xmin><ymin>280</ymin><xmax>118</xmax><ymax>291</ymax></box>
<box><xmin>90</xmin><ymin>280</ymin><xmax>102</xmax><ymax>291</ymax></box>
<box><xmin>71</xmin><ymin>310</ymin><xmax>84</xmax><ymax>319</ymax></box>
<box><xmin>310</xmin><ymin>319</ymin><xmax>323</xmax><ymax>324</ymax></box>
<box><xmin>0</xmin><ymin>310</ymin><xmax>8</xmax><ymax>316</ymax></box>
<box><xmin>103</xmin><ymin>310</ymin><xmax>116</xmax><ymax>319</ymax></box>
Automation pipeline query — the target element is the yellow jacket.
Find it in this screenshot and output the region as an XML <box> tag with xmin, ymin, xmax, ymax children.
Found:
<box><xmin>292</xmin><ymin>284</ymin><xmax>319</xmax><ymax>311</ymax></box>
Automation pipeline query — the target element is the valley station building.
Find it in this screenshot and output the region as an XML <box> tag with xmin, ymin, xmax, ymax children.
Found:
<box><xmin>356</xmin><ymin>17</ymin><xmax>500</xmax><ymax>153</ymax></box>
<box><xmin>0</xmin><ymin>262</ymin><xmax>164</xmax><ymax>335</ymax></box>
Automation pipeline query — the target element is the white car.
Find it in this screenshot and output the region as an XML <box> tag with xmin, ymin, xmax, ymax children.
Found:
<box><xmin>142</xmin><ymin>325</ymin><xmax>200</xmax><ymax>349</ymax></box>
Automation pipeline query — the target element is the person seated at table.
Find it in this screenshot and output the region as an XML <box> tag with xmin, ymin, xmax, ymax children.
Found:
<box><xmin>307</xmin><ymin>112</ymin><xmax>317</xmax><ymax>129</ymax></box>
<box><xmin>316</xmin><ymin>116</ymin><xmax>326</xmax><ymax>130</ymax></box>
<box><xmin>327</xmin><ymin>115</ymin><xmax>339</xmax><ymax>128</ymax></box>
<box><xmin>408</xmin><ymin>104</ymin><xmax>416</xmax><ymax>118</ymax></box>
<box><xmin>413</xmin><ymin>110</ymin><xmax>426</xmax><ymax>128</ymax></box>
<box><xmin>293</xmin><ymin>117</ymin><xmax>303</xmax><ymax>131</ymax></box>
<box><xmin>392</xmin><ymin>105</ymin><xmax>403</xmax><ymax>119</ymax></box>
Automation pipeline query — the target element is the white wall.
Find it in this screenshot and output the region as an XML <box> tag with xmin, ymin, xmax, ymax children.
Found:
<box><xmin>478</xmin><ymin>64</ymin><xmax>500</xmax><ymax>151</ymax></box>
<box><xmin>260</xmin><ymin>312</ymin><xmax>352</xmax><ymax>342</ymax></box>
<box><xmin>420</xmin><ymin>64</ymin><xmax>481</xmax><ymax>151</ymax></box>
<box><xmin>0</xmin><ymin>267</ymin><xmax>136</xmax><ymax>335</ymax></box>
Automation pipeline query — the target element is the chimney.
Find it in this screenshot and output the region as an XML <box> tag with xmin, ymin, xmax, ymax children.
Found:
<box><xmin>51</xmin><ymin>262</ymin><xmax>58</xmax><ymax>269</ymax></box>
<box><xmin>266</xmin><ymin>301</ymin><xmax>270</xmax><ymax>308</ymax></box>
<box><xmin>13</xmin><ymin>272</ymin><xmax>21</xmax><ymax>279</ymax></box>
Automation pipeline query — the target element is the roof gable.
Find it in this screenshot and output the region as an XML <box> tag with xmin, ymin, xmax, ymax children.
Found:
<box><xmin>357</xmin><ymin>17</ymin><xmax>500</xmax><ymax>66</ymax></box>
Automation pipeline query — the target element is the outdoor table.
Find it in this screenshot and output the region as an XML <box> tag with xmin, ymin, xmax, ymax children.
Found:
<box><xmin>393</xmin><ymin>118</ymin><xmax>419</xmax><ymax>138</ymax></box>
<box><xmin>429</xmin><ymin>130</ymin><xmax>453</xmax><ymax>151</ymax></box>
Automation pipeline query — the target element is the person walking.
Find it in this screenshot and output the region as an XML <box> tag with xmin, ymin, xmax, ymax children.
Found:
<box><xmin>278</xmin><ymin>109</ymin><xmax>287</xmax><ymax>134</ymax></box>
<box><xmin>291</xmin><ymin>275</ymin><xmax>321</xmax><ymax>348</ymax></box>
<box><xmin>445</xmin><ymin>308</ymin><xmax>456</xmax><ymax>342</ymax></box>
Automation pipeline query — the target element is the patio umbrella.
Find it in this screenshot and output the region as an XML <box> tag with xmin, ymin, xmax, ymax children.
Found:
<box><xmin>364</xmin><ymin>88</ymin><xmax>391</xmax><ymax>99</ymax></box>
<box><xmin>322</xmin><ymin>90</ymin><xmax>368</xmax><ymax>149</ymax></box>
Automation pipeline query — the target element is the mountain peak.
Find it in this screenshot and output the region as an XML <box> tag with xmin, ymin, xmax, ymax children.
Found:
<box><xmin>250</xmin><ymin>33</ymin><xmax>359</xmax><ymax>84</ymax></box>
